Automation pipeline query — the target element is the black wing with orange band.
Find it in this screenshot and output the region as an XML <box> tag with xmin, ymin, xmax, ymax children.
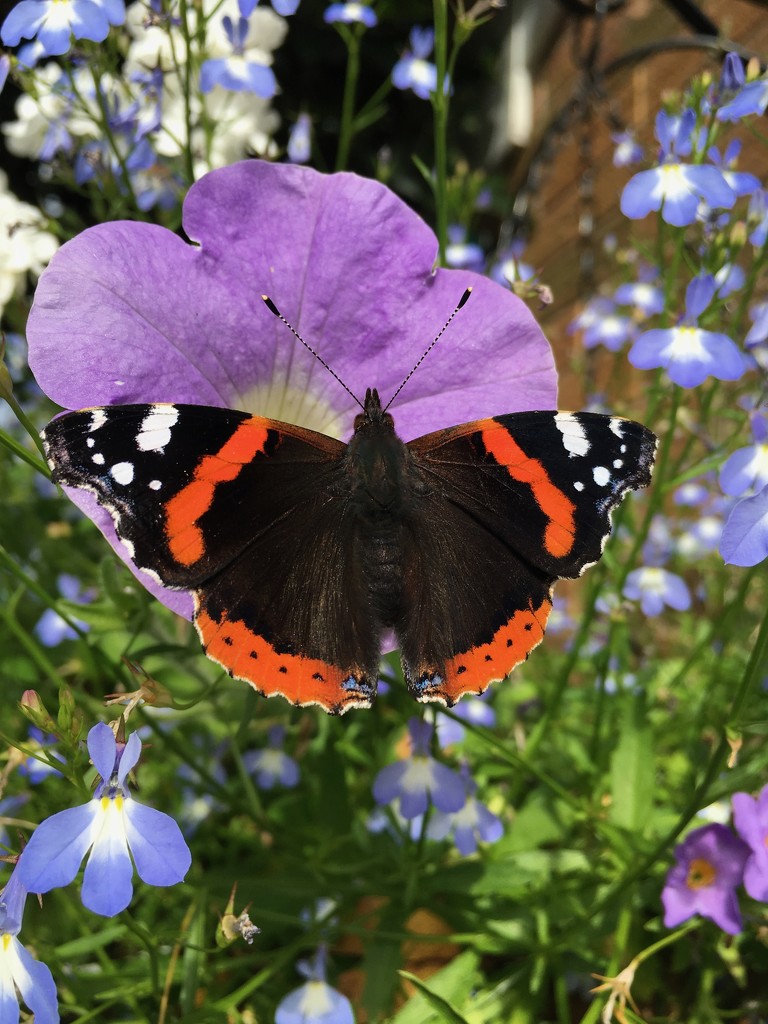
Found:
<box><xmin>42</xmin><ymin>403</ymin><xmax>380</xmax><ymax>712</ymax></box>
<box><xmin>400</xmin><ymin>411</ymin><xmax>657</xmax><ymax>704</ymax></box>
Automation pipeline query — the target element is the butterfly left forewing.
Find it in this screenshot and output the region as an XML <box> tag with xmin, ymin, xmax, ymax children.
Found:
<box><xmin>400</xmin><ymin>410</ymin><xmax>657</xmax><ymax>704</ymax></box>
<box><xmin>42</xmin><ymin>403</ymin><xmax>381</xmax><ymax>712</ymax></box>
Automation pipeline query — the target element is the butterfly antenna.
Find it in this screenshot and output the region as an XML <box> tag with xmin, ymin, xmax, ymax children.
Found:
<box><xmin>262</xmin><ymin>296</ymin><xmax>365</xmax><ymax>411</ymax></box>
<box><xmin>383</xmin><ymin>287</ymin><xmax>472</xmax><ymax>412</ymax></box>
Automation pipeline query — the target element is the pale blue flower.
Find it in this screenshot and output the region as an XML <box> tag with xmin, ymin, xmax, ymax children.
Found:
<box><xmin>276</xmin><ymin>947</ymin><xmax>353</xmax><ymax>1024</ymax></box>
<box><xmin>720</xmin><ymin>484</ymin><xmax>768</xmax><ymax>566</ymax></box>
<box><xmin>287</xmin><ymin>112</ymin><xmax>311</xmax><ymax>163</ymax></box>
<box><xmin>1</xmin><ymin>0</ymin><xmax>122</xmax><ymax>55</ymax></box>
<box><xmin>0</xmin><ymin>862</ymin><xmax>59</xmax><ymax>1023</ymax></box>
<box><xmin>200</xmin><ymin>15</ymin><xmax>277</xmax><ymax>96</ymax></box>
<box><xmin>392</xmin><ymin>26</ymin><xmax>442</xmax><ymax>100</ymax></box>
<box><xmin>18</xmin><ymin>723</ymin><xmax>191</xmax><ymax>917</ymax></box>
<box><xmin>324</xmin><ymin>2</ymin><xmax>376</xmax><ymax>26</ymax></box>
<box><xmin>623</xmin><ymin>566</ymin><xmax>691</xmax><ymax>616</ymax></box>
<box><xmin>243</xmin><ymin>726</ymin><xmax>299</xmax><ymax>790</ymax></box>
<box><xmin>373</xmin><ymin>718</ymin><xmax>465</xmax><ymax>820</ymax></box>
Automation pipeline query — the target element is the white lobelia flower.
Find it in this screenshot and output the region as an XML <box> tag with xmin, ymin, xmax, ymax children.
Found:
<box><xmin>0</xmin><ymin>171</ymin><xmax>58</xmax><ymax>315</ymax></box>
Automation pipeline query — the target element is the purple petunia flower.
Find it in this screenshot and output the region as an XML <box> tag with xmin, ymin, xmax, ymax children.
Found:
<box><xmin>623</xmin><ymin>566</ymin><xmax>691</xmax><ymax>616</ymax></box>
<box><xmin>0</xmin><ymin>861</ymin><xmax>59</xmax><ymax>1023</ymax></box>
<box><xmin>18</xmin><ymin>723</ymin><xmax>191</xmax><ymax>917</ymax></box>
<box><xmin>661</xmin><ymin>823</ymin><xmax>749</xmax><ymax>934</ymax></box>
<box><xmin>373</xmin><ymin>718</ymin><xmax>465</xmax><ymax>820</ymax></box>
<box><xmin>732</xmin><ymin>785</ymin><xmax>768</xmax><ymax>900</ymax></box>
<box><xmin>392</xmin><ymin>26</ymin><xmax>443</xmax><ymax>100</ymax></box>
<box><xmin>276</xmin><ymin>946</ymin><xmax>353</xmax><ymax>1024</ymax></box>
<box><xmin>324</xmin><ymin>2</ymin><xmax>377</xmax><ymax>27</ymax></box>
<box><xmin>1</xmin><ymin>0</ymin><xmax>123</xmax><ymax>56</ymax></box>
<box><xmin>243</xmin><ymin>725</ymin><xmax>299</xmax><ymax>789</ymax></box>
<box><xmin>27</xmin><ymin>160</ymin><xmax>556</xmax><ymax>617</ymax></box>
<box><xmin>620</xmin><ymin>109</ymin><xmax>735</xmax><ymax>227</ymax></box>
<box><xmin>720</xmin><ymin>483</ymin><xmax>768</xmax><ymax>566</ymax></box>
<box><xmin>200</xmin><ymin>15</ymin><xmax>277</xmax><ymax>97</ymax></box>
<box><xmin>629</xmin><ymin>274</ymin><xmax>746</xmax><ymax>388</ymax></box>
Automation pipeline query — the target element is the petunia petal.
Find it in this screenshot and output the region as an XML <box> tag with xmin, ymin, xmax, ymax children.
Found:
<box><xmin>122</xmin><ymin>801</ymin><xmax>192</xmax><ymax>885</ymax></box>
<box><xmin>29</xmin><ymin>161</ymin><xmax>555</xmax><ymax>616</ymax></box>
<box><xmin>18</xmin><ymin>802</ymin><xmax>100</xmax><ymax>892</ymax></box>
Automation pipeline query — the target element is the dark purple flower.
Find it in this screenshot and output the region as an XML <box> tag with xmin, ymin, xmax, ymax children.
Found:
<box><xmin>732</xmin><ymin>786</ymin><xmax>768</xmax><ymax>900</ymax></box>
<box><xmin>720</xmin><ymin>483</ymin><xmax>768</xmax><ymax>566</ymax></box>
<box><xmin>661</xmin><ymin>823</ymin><xmax>749</xmax><ymax>934</ymax></box>
<box><xmin>27</xmin><ymin>161</ymin><xmax>556</xmax><ymax>617</ymax></box>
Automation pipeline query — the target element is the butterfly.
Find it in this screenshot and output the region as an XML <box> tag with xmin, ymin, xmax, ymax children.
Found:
<box><xmin>42</xmin><ymin>372</ymin><xmax>656</xmax><ymax>713</ymax></box>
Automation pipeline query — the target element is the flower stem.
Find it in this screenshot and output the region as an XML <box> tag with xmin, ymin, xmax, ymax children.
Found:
<box><xmin>432</xmin><ymin>0</ymin><xmax>449</xmax><ymax>263</ymax></box>
<box><xmin>335</xmin><ymin>28</ymin><xmax>361</xmax><ymax>172</ymax></box>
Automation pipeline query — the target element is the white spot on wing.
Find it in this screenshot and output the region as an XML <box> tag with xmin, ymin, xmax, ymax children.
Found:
<box><xmin>111</xmin><ymin>461</ymin><xmax>134</xmax><ymax>485</ymax></box>
<box><xmin>593</xmin><ymin>466</ymin><xmax>611</xmax><ymax>487</ymax></box>
<box><xmin>86</xmin><ymin>438</ymin><xmax>95</xmax><ymax>448</ymax></box>
<box><xmin>92</xmin><ymin>453</ymin><xmax>105</xmax><ymax>465</ymax></box>
<box><xmin>609</xmin><ymin>417</ymin><xmax>624</xmax><ymax>438</ymax></box>
<box><xmin>149</xmin><ymin>480</ymin><xmax>162</xmax><ymax>490</ymax></box>
<box><xmin>574</xmin><ymin>481</ymin><xmax>585</xmax><ymax>491</ymax></box>
<box><xmin>554</xmin><ymin>413</ymin><xmax>590</xmax><ymax>457</ymax></box>
<box><xmin>137</xmin><ymin>406</ymin><xmax>179</xmax><ymax>452</ymax></box>
<box><xmin>89</xmin><ymin>409</ymin><xmax>107</xmax><ymax>432</ymax></box>
<box><xmin>613</xmin><ymin>459</ymin><xmax>623</xmax><ymax>468</ymax></box>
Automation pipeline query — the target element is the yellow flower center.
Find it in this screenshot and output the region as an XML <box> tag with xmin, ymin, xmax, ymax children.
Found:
<box><xmin>687</xmin><ymin>857</ymin><xmax>716</xmax><ymax>889</ymax></box>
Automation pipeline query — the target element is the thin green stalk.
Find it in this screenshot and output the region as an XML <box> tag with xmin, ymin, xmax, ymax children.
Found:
<box><xmin>0</xmin><ymin>425</ymin><xmax>49</xmax><ymax>475</ymax></box>
<box><xmin>335</xmin><ymin>29</ymin><xmax>361</xmax><ymax>172</ymax></box>
<box><xmin>1</xmin><ymin>391</ymin><xmax>48</xmax><ymax>462</ymax></box>
<box><xmin>176</xmin><ymin>0</ymin><xmax>197</xmax><ymax>184</ymax></box>
<box><xmin>432</xmin><ymin>0</ymin><xmax>449</xmax><ymax>262</ymax></box>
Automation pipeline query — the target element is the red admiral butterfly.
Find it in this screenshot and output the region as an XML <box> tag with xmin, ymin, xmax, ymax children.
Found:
<box><xmin>42</xmin><ymin>298</ymin><xmax>656</xmax><ymax>714</ymax></box>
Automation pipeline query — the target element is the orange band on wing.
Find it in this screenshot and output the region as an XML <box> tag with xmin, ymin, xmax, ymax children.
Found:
<box><xmin>164</xmin><ymin>420</ymin><xmax>270</xmax><ymax>566</ymax></box>
<box><xmin>480</xmin><ymin>425</ymin><xmax>576</xmax><ymax>558</ymax></box>
<box><xmin>417</xmin><ymin>598</ymin><xmax>552</xmax><ymax>705</ymax></box>
<box><xmin>196</xmin><ymin>607</ymin><xmax>374</xmax><ymax>713</ymax></box>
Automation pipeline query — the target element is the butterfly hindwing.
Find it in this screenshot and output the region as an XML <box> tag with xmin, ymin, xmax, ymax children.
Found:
<box><xmin>400</xmin><ymin>411</ymin><xmax>657</xmax><ymax>703</ymax></box>
<box><xmin>42</xmin><ymin>403</ymin><xmax>381</xmax><ymax>712</ymax></box>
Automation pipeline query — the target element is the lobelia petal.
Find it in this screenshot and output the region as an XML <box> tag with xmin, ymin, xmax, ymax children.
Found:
<box><xmin>87</xmin><ymin>722</ymin><xmax>118</xmax><ymax>782</ymax></box>
<box><xmin>116</xmin><ymin>732</ymin><xmax>142</xmax><ymax>785</ymax></box>
<box><xmin>81</xmin><ymin>801</ymin><xmax>134</xmax><ymax>916</ymax></box>
<box><xmin>720</xmin><ymin>485</ymin><xmax>768</xmax><ymax>566</ymax></box>
<box><xmin>8</xmin><ymin>938</ymin><xmax>59</xmax><ymax>1024</ymax></box>
<box><xmin>122</xmin><ymin>801</ymin><xmax>192</xmax><ymax>886</ymax></box>
<box><xmin>372</xmin><ymin>761</ymin><xmax>409</xmax><ymax>805</ymax></box>
<box><xmin>0</xmin><ymin>0</ymin><xmax>46</xmax><ymax>45</ymax></box>
<box><xmin>428</xmin><ymin>762</ymin><xmax>466</xmax><ymax>813</ymax></box>
<box><xmin>18</xmin><ymin>803</ymin><xmax>100</xmax><ymax>892</ymax></box>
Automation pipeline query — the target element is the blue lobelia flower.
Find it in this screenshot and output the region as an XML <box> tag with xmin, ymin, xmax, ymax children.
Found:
<box><xmin>623</xmin><ymin>566</ymin><xmax>691</xmax><ymax>617</ymax></box>
<box><xmin>18</xmin><ymin>722</ymin><xmax>191</xmax><ymax>917</ymax></box>
<box><xmin>0</xmin><ymin>53</ymin><xmax>9</xmax><ymax>92</ymax></box>
<box><xmin>707</xmin><ymin>139</ymin><xmax>760</xmax><ymax>198</ymax></box>
<box><xmin>426</xmin><ymin>765</ymin><xmax>503</xmax><ymax>855</ymax></box>
<box><xmin>287</xmin><ymin>112</ymin><xmax>312</xmax><ymax>163</ymax></box>
<box><xmin>276</xmin><ymin>946</ymin><xmax>353</xmax><ymax>1024</ymax></box>
<box><xmin>716</xmin><ymin>73</ymin><xmax>768</xmax><ymax>123</ymax></box>
<box><xmin>620</xmin><ymin>109</ymin><xmax>735</xmax><ymax>227</ymax></box>
<box><xmin>436</xmin><ymin>691</ymin><xmax>496</xmax><ymax>747</ymax></box>
<box><xmin>720</xmin><ymin>412</ymin><xmax>768</xmax><ymax>498</ymax></box>
<box><xmin>392</xmin><ymin>26</ymin><xmax>443</xmax><ymax>100</ymax></box>
<box><xmin>628</xmin><ymin>274</ymin><xmax>746</xmax><ymax>388</ymax></box>
<box><xmin>200</xmin><ymin>15</ymin><xmax>277</xmax><ymax>97</ymax></box>
<box><xmin>747</xmin><ymin>189</ymin><xmax>768</xmax><ymax>248</ymax></box>
<box><xmin>720</xmin><ymin>483</ymin><xmax>768</xmax><ymax>567</ymax></box>
<box><xmin>239</xmin><ymin>0</ymin><xmax>300</xmax><ymax>14</ymax></box>
<box><xmin>614</xmin><ymin>279</ymin><xmax>664</xmax><ymax>317</ymax></box>
<box><xmin>324</xmin><ymin>2</ymin><xmax>377</xmax><ymax>26</ymax></box>
<box><xmin>243</xmin><ymin>726</ymin><xmax>300</xmax><ymax>790</ymax></box>
<box><xmin>0</xmin><ymin>861</ymin><xmax>59</xmax><ymax>1024</ymax></box>
<box><xmin>661</xmin><ymin>823</ymin><xmax>749</xmax><ymax>934</ymax></box>
<box><xmin>611</xmin><ymin>129</ymin><xmax>643</xmax><ymax>167</ymax></box>
<box><xmin>444</xmin><ymin>226</ymin><xmax>484</xmax><ymax>272</ymax></box>
<box><xmin>33</xmin><ymin>572</ymin><xmax>93</xmax><ymax>647</ymax></box>
<box><xmin>1</xmin><ymin>0</ymin><xmax>123</xmax><ymax>56</ymax></box>
<box><xmin>373</xmin><ymin>718</ymin><xmax>465</xmax><ymax>820</ymax></box>
<box><xmin>746</xmin><ymin>300</ymin><xmax>768</xmax><ymax>348</ymax></box>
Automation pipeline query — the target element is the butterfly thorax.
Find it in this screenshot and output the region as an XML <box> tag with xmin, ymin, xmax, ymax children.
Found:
<box><xmin>345</xmin><ymin>388</ymin><xmax>427</xmax><ymax>626</ymax></box>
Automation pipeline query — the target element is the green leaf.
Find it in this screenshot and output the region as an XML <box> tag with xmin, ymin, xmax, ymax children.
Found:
<box><xmin>609</xmin><ymin>692</ymin><xmax>654</xmax><ymax>832</ymax></box>
<box><xmin>395</xmin><ymin>952</ymin><xmax>480</xmax><ymax>1024</ymax></box>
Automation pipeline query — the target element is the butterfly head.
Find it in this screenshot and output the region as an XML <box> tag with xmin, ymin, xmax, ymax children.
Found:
<box><xmin>353</xmin><ymin>388</ymin><xmax>395</xmax><ymax>436</ymax></box>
